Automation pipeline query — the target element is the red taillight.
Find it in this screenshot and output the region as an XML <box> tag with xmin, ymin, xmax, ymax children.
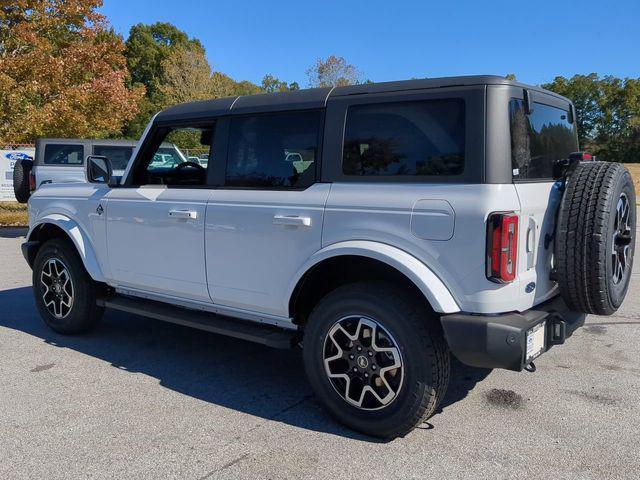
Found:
<box><xmin>29</xmin><ymin>171</ymin><xmax>36</xmax><ymax>191</ymax></box>
<box><xmin>487</xmin><ymin>213</ymin><xmax>519</xmax><ymax>283</ymax></box>
<box><xmin>569</xmin><ymin>151</ymin><xmax>593</xmax><ymax>162</ymax></box>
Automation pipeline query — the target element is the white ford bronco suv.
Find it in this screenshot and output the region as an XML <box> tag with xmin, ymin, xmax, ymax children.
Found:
<box><xmin>22</xmin><ymin>76</ymin><xmax>636</xmax><ymax>438</ymax></box>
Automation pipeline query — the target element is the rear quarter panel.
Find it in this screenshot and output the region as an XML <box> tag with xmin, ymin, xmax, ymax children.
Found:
<box><xmin>323</xmin><ymin>182</ymin><xmax>535</xmax><ymax>314</ymax></box>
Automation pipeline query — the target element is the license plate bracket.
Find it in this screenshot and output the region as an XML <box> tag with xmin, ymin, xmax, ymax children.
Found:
<box><xmin>525</xmin><ymin>321</ymin><xmax>546</xmax><ymax>364</ymax></box>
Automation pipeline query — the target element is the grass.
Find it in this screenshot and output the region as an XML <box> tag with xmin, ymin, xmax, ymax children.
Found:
<box><xmin>0</xmin><ymin>163</ymin><xmax>637</xmax><ymax>226</ymax></box>
<box><xmin>0</xmin><ymin>201</ymin><xmax>28</xmax><ymax>227</ymax></box>
<box><xmin>624</xmin><ymin>164</ymin><xmax>640</xmax><ymax>203</ymax></box>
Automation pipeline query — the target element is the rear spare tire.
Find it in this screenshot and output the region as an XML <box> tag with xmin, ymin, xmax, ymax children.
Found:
<box><xmin>13</xmin><ymin>158</ymin><xmax>33</xmax><ymax>203</ymax></box>
<box><xmin>555</xmin><ymin>161</ymin><xmax>636</xmax><ymax>315</ymax></box>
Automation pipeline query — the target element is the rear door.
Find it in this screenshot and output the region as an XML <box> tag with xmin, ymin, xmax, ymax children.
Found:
<box><xmin>34</xmin><ymin>140</ymin><xmax>87</xmax><ymax>187</ymax></box>
<box><xmin>508</xmin><ymin>91</ymin><xmax>579</xmax><ymax>307</ymax></box>
<box><xmin>205</xmin><ymin>110</ymin><xmax>328</xmax><ymax>319</ymax></box>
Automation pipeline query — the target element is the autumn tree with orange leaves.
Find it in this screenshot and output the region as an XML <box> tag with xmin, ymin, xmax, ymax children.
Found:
<box><xmin>0</xmin><ymin>0</ymin><xmax>144</xmax><ymax>143</ymax></box>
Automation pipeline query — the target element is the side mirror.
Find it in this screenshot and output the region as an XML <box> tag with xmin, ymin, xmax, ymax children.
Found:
<box><xmin>85</xmin><ymin>155</ymin><xmax>112</xmax><ymax>184</ymax></box>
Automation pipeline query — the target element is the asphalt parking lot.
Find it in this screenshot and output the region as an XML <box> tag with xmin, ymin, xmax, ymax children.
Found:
<box><xmin>1</xmin><ymin>227</ymin><xmax>639</xmax><ymax>480</ymax></box>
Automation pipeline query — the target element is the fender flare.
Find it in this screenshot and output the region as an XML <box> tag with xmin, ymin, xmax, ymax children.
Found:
<box><xmin>287</xmin><ymin>240</ymin><xmax>460</xmax><ymax>314</ymax></box>
<box><xmin>27</xmin><ymin>214</ymin><xmax>106</xmax><ymax>283</ymax></box>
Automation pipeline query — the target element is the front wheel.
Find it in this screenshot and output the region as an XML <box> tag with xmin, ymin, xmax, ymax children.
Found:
<box><xmin>33</xmin><ymin>238</ymin><xmax>104</xmax><ymax>334</ymax></box>
<box><xmin>303</xmin><ymin>282</ymin><xmax>450</xmax><ymax>439</ymax></box>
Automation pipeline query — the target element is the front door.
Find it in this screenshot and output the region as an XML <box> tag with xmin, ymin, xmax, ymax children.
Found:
<box><xmin>105</xmin><ymin>123</ymin><xmax>217</xmax><ymax>304</ymax></box>
<box><xmin>205</xmin><ymin>109</ymin><xmax>328</xmax><ymax>318</ymax></box>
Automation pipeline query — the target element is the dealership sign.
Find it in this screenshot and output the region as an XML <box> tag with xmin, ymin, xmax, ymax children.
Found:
<box><xmin>0</xmin><ymin>148</ymin><xmax>35</xmax><ymax>201</ymax></box>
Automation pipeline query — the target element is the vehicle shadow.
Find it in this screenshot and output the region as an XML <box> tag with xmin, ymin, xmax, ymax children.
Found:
<box><xmin>0</xmin><ymin>286</ymin><xmax>492</xmax><ymax>441</ymax></box>
<box><xmin>437</xmin><ymin>359</ymin><xmax>492</xmax><ymax>413</ymax></box>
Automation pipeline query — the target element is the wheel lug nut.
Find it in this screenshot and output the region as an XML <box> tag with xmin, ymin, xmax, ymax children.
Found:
<box><xmin>349</xmin><ymin>354</ymin><xmax>354</xmax><ymax>360</ymax></box>
<box><xmin>357</xmin><ymin>346</ymin><xmax>362</xmax><ymax>352</ymax></box>
<box><xmin>353</xmin><ymin>367</ymin><xmax>358</xmax><ymax>372</ymax></box>
<box><xmin>368</xmin><ymin>351</ymin><xmax>373</xmax><ymax>357</ymax></box>
<box><xmin>364</xmin><ymin>373</ymin><xmax>368</xmax><ymax>378</ymax></box>
<box><xmin>372</xmin><ymin>365</ymin><xmax>377</xmax><ymax>370</ymax></box>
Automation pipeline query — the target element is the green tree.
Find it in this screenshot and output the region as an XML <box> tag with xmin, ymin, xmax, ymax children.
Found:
<box><xmin>261</xmin><ymin>74</ymin><xmax>300</xmax><ymax>93</ymax></box>
<box><xmin>159</xmin><ymin>44</ymin><xmax>214</xmax><ymax>104</ymax></box>
<box><xmin>233</xmin><ymin>80</ymin><xmax>263</xmax><ymax>96</ymax></box>
<box><xmin>543</xmin><ymin>74</ymin><xmax>640</xmax><ymax>162</ymax></box>
<box><xmin>0</xmin><ymin>0</ymin><xmax>143</xmax><ymax>142</ymax></box>
<box><xmin>123</xmin><ymin>22</ymin><xmax>203</xmax><ymax>137</ymax></box>
<box><xmin>125</xmin><ymin>22</ymin><xmax>203</xmax><ymax>98</ymax></box>
<box><xmin>306</xmin><ymin>55</ymin><xmax>361</xmax><ymax>87</ymax></box>
<box><xmin>123</xmin><ymin>22</ymin><xmax>268</xmax><ymax>137</ymax></box>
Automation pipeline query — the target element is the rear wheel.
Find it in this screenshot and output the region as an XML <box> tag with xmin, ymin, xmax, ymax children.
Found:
<box><xmin>555</xmin><ymin>161</ymin><xmax>636</xmax><ymax>315</ymax></box>
<box><xmin>33</xmin><ymin>238</ymin><xmax>104</xmax><ymax>334</ymax></box>
<box><xmin>303</xmin><ymin>282</ymin><xmax>450</xmax><ymax>438</ymax></box>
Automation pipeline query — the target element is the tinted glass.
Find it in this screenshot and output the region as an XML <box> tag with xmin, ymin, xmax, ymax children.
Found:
<box><xmin>93</xmin><ymin>145</ymin><xmax>134</xmax><ymax>170</ymax></box>
<box><xmin>510</xmin><ymin>99</ymin><xmax>578</xmax><ymax>180</ymax></box>
<box><xmin>44</xmin><ymin>144</ymin><xmax>83</xmax><ymax>165</ymax></box>
<box><xmin>226</xmin><ymin>111</ymin><xmax>321</xmax><ymax>188</ymax></box>
<box><xmin>342</xmin><ymin>99</ymin><xmax>465</xmax><ymax>176</ymax></box>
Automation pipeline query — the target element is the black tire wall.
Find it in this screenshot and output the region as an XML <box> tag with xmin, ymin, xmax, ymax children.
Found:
<box><xmin>555</xmin><ymin>161</ymin><xmax>636</xmax><ymax>315</ymax></box>
<box><xmin>12</xmin><ymin>158</ymin><xmax>33</xmax><ymax>203</ymax></box>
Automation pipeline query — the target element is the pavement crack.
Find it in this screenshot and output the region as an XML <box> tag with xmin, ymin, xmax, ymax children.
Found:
<box><xmin>196</xmin><ymin>397</ymin><xmax>312</xmax><ymax>480</ymax></box>
<box><xmin>198</xmin><ymin>453</ymin><xmax>250</xmax><ymax>479</ymax></box>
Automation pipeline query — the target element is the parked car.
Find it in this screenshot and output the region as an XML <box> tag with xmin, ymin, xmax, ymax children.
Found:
<box><xmin>21</xmin><ymin>76</ymin><xmax>636</xmax><ymax>438</ymax></box>
<box><xmin>12</xmin><ymin>138</ymin><xmax>137</xmax><ymax>203</ymax></box>
<box><xmin>12</xmin><ymin>138</ymin><xmax>193</xmax><ymax>203</ymax></box>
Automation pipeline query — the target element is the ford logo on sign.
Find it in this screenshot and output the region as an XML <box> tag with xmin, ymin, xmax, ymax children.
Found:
<box><xmin>5</xmin><ymin>152</ymin><xmax>32</xmax><ymax>161</ymax></box>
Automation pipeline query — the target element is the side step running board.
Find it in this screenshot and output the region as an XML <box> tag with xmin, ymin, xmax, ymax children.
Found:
<box><xmin>97</xmin><ymin>295</ymin><xmax>298</xmax><ymax>349</ymax></box>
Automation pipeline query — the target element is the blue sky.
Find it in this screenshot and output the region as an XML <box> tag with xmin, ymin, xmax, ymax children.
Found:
<box><xmin>100</xmin><ymin>0</ymin><xmax>639</xmax><ymax>87</ymax></box>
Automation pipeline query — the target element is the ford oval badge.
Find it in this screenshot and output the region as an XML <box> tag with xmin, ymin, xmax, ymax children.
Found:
<box><xmin>525</xmin><ymin>282</ymin><xmax>536</xmax><ymax>293</ymax></box>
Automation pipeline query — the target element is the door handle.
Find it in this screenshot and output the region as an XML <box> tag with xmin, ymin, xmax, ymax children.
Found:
<box><xmin>526</xmin><ymin>216</ymin><xmax>536</xmax><ymax>269</ymax></box>
<box><xmin>273</xmin><ymin>215</ymin><xmax>311</xmax><ymax>227</ymax></box>
<box><xmin>169</xmin><ymin>209</ymin><xmax>198</xmax><ymax>220</ymax></box>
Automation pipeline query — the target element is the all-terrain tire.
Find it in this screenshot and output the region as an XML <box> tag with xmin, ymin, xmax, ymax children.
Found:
<box><xmin>303</xmin><ymin>282</ymin><xmax>450</xmax><ymax>439</ymax></box>
<box><xmin>555</xmin><ymin>161</ymin><xmax>636</xmax><ymax>315</ymax></box>
<box><xmin>33</xmin><ymin>238</ymin><xmax>104</xmax><ymax>334</ymax></box>
<box><xmin>13</xmin><ymin>158</ymin><xmax>33</xmax><ymax>203</ymax></box>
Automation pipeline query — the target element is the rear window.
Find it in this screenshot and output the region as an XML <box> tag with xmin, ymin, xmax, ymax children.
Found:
<box><xmin>93</xmin><ymin>145</ymin><xmax>134</xmax><ymax>170</ymax></box>
<box><xmin>342</xmin><ymin>99</ymin><xmax>465</xmax><ymax>176</ymax></box>
<box><xmin>43</xmin><ymin>144</ymin><xmax>83</xmax><ymax>165</ymax></box>
<box><xmin>509</xmin><ymin>99</ymin><xmax>578</xmax><ymax>180</ymax></box>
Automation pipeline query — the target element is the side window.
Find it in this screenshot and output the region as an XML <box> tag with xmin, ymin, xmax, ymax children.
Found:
<box><xmin>342</xmin><ymin>99</ymin><xmax>465</xmax><ymax>176</ymax></box>
<box><xmin>225</xmin><ymin>110</ymin><xmax>321</xmax><ymax>188</ymax></box>
<box><xmin>132</xmin><ymin>125</ymin><xmax>214</xmax><ymax>186</ymax></box>
<box><xmin>92</xmin><ymin>145</ymin><xmax>134</xmax><ymax>170</ymax></box>
<box><xmin>509</xmin><ymin>99</ymin><xmax>578</xmax><ymax>180</ymax></box>
<box><xmin>43</xmin><ymin>144</ymin><xmax>84</xmax><ymax>165</ymax></box>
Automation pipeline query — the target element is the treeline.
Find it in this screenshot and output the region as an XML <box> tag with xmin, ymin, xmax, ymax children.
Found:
<box><xmin>0</xmin><ymin>1</ymin><xmax>360</xmax><ymax>143</ymax></box>
<box><xmin>1</xmin><ymin>1</ymin><xmax>638</xmax><ymax>163</ymax></box>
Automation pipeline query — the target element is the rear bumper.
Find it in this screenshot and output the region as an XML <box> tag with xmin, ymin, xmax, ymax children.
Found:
<box><xmin>440</xmin><ymin>296</ymin><xmax>585</xmax><ymax>371</ymax></box>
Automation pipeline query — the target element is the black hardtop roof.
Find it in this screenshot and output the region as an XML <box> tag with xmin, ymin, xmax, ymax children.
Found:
<box><xmin>156</xmin><ymin>75</ymin><xmax>571</xmax><ymax>122</ymax></box>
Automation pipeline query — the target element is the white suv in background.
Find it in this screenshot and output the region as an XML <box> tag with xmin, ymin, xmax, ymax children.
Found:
<box><xmin>21</xmin><ymin>76</ymin><xmax>636</xmax><ymax>438</ymax></box>
<box><xmin>12</xmin><ymin>139</ymin><xmax>190</xmax><ymax>202</ymax></box>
